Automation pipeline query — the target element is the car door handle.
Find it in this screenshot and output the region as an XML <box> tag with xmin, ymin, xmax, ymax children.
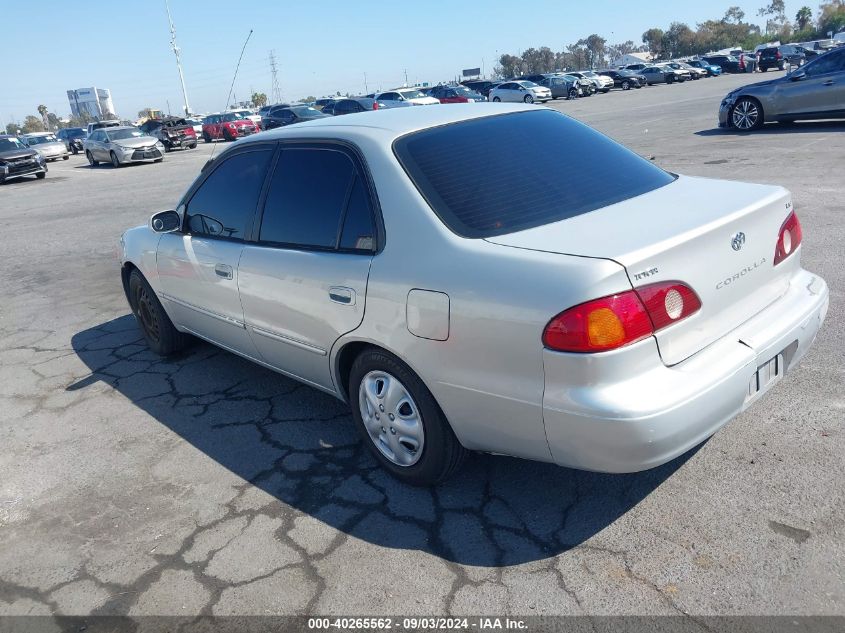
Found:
<box><xmin>214</xmin><ymin>263</ymin><xmax>233</xmax><ymax>279</ymax></box>
<box><xmin>328</xmin><ymin>286</ymin><xmax>355</xmax><ymax>305</ymax></box>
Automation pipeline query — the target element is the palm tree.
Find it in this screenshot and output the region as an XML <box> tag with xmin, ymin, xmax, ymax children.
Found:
<box><xmin>37</xmin><ymin>104</ymin><xmax>49</xmax><ymax>131</ymax></box>
<box><xmin>795</xmin><ymin>6</ymin><xmax>813</xmax><ymax>32</ymax></box>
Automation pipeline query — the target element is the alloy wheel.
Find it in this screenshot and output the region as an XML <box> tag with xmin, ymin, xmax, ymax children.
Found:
<box><xmin>731</xmin><ymin>99</ymin><xmax>760</xmax><ymax>130</ymax></box>
<box><xmin>358</xmin><ymin>371</ymin><xmax>424</xmax><ymax>467</ymax></box>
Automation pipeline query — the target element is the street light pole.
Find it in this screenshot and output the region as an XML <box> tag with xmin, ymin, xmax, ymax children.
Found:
<box><xmin>165</xmin><ymin>0</ymin><xmax>191</xmax><ymax>116</ymax></box>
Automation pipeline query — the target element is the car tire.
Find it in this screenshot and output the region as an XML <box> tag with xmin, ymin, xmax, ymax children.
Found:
<box><xmin>71</xmin><ymin>146</ymin><xmax>78</xmax><ymax>155</ymax></box>
<box><xmin>601</xmin><ymin>88</ymin><xmax>610</xmax><ymax>93</ymax></box>
<box><xmin>568</xmin><ymin>88</ymin><xmax>578</xmax><ymax>99</ymax></box>
<box><xmin>523</xmin><ymin>94</ymin><xmax>534</xmax><ymax>104</ymax></box>
<box><xmin>128</xmin><ymin>269</ymin><xmax>187</xmax><ymax>357</ymax></box>
<box><xmin>154</xmin><ymin>158</ymin><xmax>163</xmax><ymax>163</ymax></box>
<box><xmin>349</xmin><ymin>348</ymin><xmax>467</xmax><ymax>486</ymax></box>
<box><xmin>492</xmin><ymin>96</ymin><xmax>501</xmax><ymax>102</ymax></box>
<box><xmin>203</xmin><ymin>132</ymin><xmax>212</xmax><ymax>143</ymax></box>
<box><xmin>730</xmin><ymin>97</ymin><xmax>764</xmax><ymax>131</ymax></box>
<box><xmin>667</xmin><ymin>75</ymin><xmax>675</xmax><ymax>84</ymax></box>
<box><xmin>622</xmin><ymin>81</ymin><xmax>630</xmax><ymax>90</ymax></box>
<box><xmin>86</xmin><ymin>151</ymin><xmax>98</xmax><ymax>167</ymax></box>
<box><xmin>62</xmin><ymin>155</ymin><xmax>69</xmax><ymax>160</ymax></box>
<box><xmin>36</xmin><ymin>172</ymin><xmax>46</xmax><ymax>179</ymax></box>
<box><xmin>110</xmin><ymin>151</ymin><xmax>120</xmax><ymax>168</ymax></box>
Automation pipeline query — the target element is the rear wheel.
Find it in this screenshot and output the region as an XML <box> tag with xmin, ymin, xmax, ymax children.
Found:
<box><xmin>128</xmin><ymin>269</ymin><xmax>187</xmax><ymax>356</ymax></box>
<box><xmin>622</xmin><ymin>80</ymin><xmax>631</xmax><ymax>90</ymax></box>
<box><xmin>62</xmin><ymin>155</ymin><xmax>69</xmax><ymax>160</ymax></box>
<box><xmin>350</xmin><ymin>349</ymin><xmax>467</xmax><ymax>486</ymax></box>
<box><xmin>568</xmin><ymin>88</ymin><xmax>578</xmax><ymax>99</ymax></box>
<box><xmin>86</xmin><ymin>151</ymin><xmax>98</xmax><ymax>166</ymax></box>
<box><xmin>731</xmin><ymin>97</ymin><xmax>764</xmax><ymax>131</ymax></box>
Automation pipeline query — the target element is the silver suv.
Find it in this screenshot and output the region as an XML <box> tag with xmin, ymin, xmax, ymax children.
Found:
<box><xmin>719</xmin><ymin>47</ymin><xmax>845</xmax><ymax>130</ymax></box>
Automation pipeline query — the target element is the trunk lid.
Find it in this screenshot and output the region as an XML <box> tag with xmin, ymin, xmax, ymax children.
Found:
<box><xmin>485</xmin><ymin>175</ymin><xmax>795</xmax><ymax>365</ymax></box>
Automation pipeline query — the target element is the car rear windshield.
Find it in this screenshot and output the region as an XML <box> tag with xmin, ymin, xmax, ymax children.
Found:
<box><xmin>393</xmin><ymin>110</ymin><xmax>675</xmax><ymax>238</ymax></box>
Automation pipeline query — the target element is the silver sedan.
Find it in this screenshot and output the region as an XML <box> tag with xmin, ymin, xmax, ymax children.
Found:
<box><xmin>22</xmin><ymin>132</ymin><xmax>69</xmax><ymax>161</ymax></box>
<box><xmin>84</xmin><ymin>126</ymin><xmax>165</xmax><ymax>167</ymax></box>
<box><xmin>119</xmin><ymin>104</ymin><xmax>828</xmax><ymax>485</ymax></box>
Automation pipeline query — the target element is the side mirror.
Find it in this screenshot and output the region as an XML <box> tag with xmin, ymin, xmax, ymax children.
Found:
<box><xmin>150</xmin><ymin>210</ymin><xmax>181</xmax><ymax>233</ymax></box>
<box><xmin>789</xmin><ymin>70</ymin><xmax>806</xmax><ymax>81</ymax></box>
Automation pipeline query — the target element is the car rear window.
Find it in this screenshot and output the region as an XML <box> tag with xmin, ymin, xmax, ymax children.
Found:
<box><xmin>393</xmin><ymin>110</ymin><xmax>675</xmax><ymax>238</ymax></box>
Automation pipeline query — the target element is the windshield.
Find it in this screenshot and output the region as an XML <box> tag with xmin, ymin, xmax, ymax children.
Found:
<box><xmin>454</xmin><ymin>86</ymin><xmax>475</xmax><ymax>95</ymax></box>
<box><xmin>0</xmin><ymin>137</ymin><xmax>27</xmax><ymax>152</ymax></box>
<box><xmin>394</xmin><ymin>110</ymin><xmax>674</xmax><ymax>238</ymax></box>
<box><xmin>107</xmin><ymin>128</ymin><xmax>146</xmax><ymax>141</ymax></box>
<box><xmin>517</xmin><ymin>81</ymin><xmax>538</xmax><ymax>87</ymax></box>
<box><xmin>27</xmin><ymin>135</ymin><xmax>58</xmax><ymax>145</ymax></box>
<box><xmin>398</xmin><ymin>89</ymin><xmax>428</xmax><ymax>99</ymax></box>
<box><xmin>222</xmin><ymin>113</ymin><xmax>245</xmax><ymax>122</ymax></box>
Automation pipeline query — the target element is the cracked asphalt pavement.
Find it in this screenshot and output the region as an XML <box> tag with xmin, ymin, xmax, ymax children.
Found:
<box><xmin>1</xmin><ymin>72</ymin><xmax>843</xmax><ymax>618</ymax></box>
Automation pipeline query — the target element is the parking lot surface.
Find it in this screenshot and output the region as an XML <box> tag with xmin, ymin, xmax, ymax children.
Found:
<box><xmin>1</xmin><ymin>72</ymin><xmax>843</xmax><ymax>618</ymax></box>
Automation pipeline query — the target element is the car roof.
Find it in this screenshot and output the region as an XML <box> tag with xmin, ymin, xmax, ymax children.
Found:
<box><xmin>239</xmin><ymin>103</ymin><xmax>536</xmax><ymax>144</ymax></box>
<box><xmin>22</xmin><ymin>132</ymin><xmax>54</xmax><ymax>137</ymax></box>
<box><xmin>100</xmin><ymin>126</ymin><xmax>140</xmax><ymax>132</ymax></box>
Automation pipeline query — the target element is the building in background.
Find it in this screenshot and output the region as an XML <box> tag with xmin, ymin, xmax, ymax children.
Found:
<box><xmin>66</xmin><ymin>87</ymin><xmax>116</xmax><ymax>119</ymax></box>
<box><xmin>610</xmin><ymin>52</ymin><xmax>653</xmax><ymax>67</ymax></box>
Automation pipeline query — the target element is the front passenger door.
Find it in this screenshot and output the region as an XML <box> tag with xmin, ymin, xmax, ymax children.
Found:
<box><xmin>156</xmin><ymin>145</ymin><xmax>275</xmax><ymax>356</ymax></box>
<box><xmin>776</xmin><ymin>49</ymin><xmax>845</xmax><ymax>116</ymax></box>
<box><xmin>238</xmin><ymin>145</ymin><xmax>378</xmax><ymax>391</ymax></box>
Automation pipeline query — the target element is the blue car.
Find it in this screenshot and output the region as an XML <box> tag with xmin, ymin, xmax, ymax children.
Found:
<box><xmin>687</xmin><ymin>59</ymin><xmax>722</xmax><ymax>76</ymax></box>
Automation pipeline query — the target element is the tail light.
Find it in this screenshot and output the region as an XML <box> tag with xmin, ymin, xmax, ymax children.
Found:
<box><xmin>373</xmin><ymin>101</ymin><xmax>379</xmax><ymax>110</ymax></box>
<box><xmin>776</xmin><ymin>50</ymin><xmax>782</xmax><ymax>59</ymax></box>
<box><xmin>774</xmin><ymin>211</ymin><xmax>802</xmax><ymax>265</ymax></box>
<box><xmin>543</xmin><ymin>282</ymin><xmax>701</xmax><ymax>353</ymax></box>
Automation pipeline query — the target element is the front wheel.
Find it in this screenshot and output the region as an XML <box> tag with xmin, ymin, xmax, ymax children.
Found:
<box><xmin>622</xmin><ymin>81</ymin><xmax>630</xmax><ymax>90</ymax></box>
<box><xmin>86</xmin><ymin>151</ymin><xmax>98</xmax><ymax>166</ymax></box>
<box><xmin>203</xmin><ymin>132</ymin><xmax>212</xmax><ymax>143</ymax></box>
<box><xmin>128</xmin><ymin>269</ymin><xmax>187</xmax><ymax>356</ymax></box>
<box><xmin>731</xmin><ymin>97</ymin><xmax>764</xmax><ymax>131</ymax></box>
<box><xmin>568</xmin><ymin>88</ymin><xmax>578</xmax><ymax>100</ymax></box>
<box><xmin>110</xmin><ymin>151</ymin><xmax>120</xmax><ymax>168</ymax></box>
<box><xmin>62</xmin><ymin>155</ymin><xmax>69</xmax><ymax>160</ymax></box>
<box><xmin>492</xmin><ymin>96</ymin><xmax>501</xmax><ymax>102</ymax></box>
<box><xmin>350</xmin><ymin>349</ymin><xmax>467</xmax><ymax>486</ymax></box>
<box><xmin>523</xmin><ymin>94</ymin><xmax>534</xmax><ymax>104</ymax></box>
<box><xmin>36</xmin><ymin>172</ymin><xmax>46</xmax><ymax>179</ymax></box>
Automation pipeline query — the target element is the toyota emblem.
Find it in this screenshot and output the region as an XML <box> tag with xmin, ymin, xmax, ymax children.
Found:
<box><xmin>731</xmin><ymin>232</ymin><xmax>746</xmax><ymax>251</ymax></box>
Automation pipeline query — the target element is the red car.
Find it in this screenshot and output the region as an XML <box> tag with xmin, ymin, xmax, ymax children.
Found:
<box><xmin>202</xmin><ymin>112</ymin><xmax>259</xmax><ymax>142</ymax></box>
<box><xmin>429</xmin><ymin>85</ymin><xmax>486</xmax><ymax>103</ymax></box>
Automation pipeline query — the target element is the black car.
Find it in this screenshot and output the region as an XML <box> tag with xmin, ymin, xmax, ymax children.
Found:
<box><xmin>597</xmin><ymin>69</ymin><xmax>644</xmax><ymax>90</ymax></box>
<box><xmin>703</xmin><ymin>55</ymin><xmax>742</xmax><ymax>73</ymax></box>
<box><xmin>331</xmin><ymin>98</ymin><xmax>379</xmax><ymax>115</ymax></box>
<box><xmin>320</xmin><ymin>101</ymin><xmax>338</xmax><ymax>116</ymax></box>
<box><xmin>460</xmin><ymin>80</ymin><xmax>500</xmax><ymax>97</ymax></box>
<box><xmin>138</xmin><ymin>117</ymin><xmax>198</xmax><ymax>151</ymax></box>
<box><xmin>261</xmin><ymin>105</ymin><xmax>330</xmax><ymax>129</ymax></box>
<box><xmin>0</xmin><ymin>135</ymin><xmax>47</xmax><ymax>184</ymax></box>
<box><xmin>758</xmin><ymin>45</ymin><xmax>809</xmax><ymax>72</ymax></box>
<box><xmin>56</xmin><ymin>127</ymin><xmax>87</xmax><ymax>154</ymax></box>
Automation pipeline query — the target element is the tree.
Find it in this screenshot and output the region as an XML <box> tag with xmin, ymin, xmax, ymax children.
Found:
<box><xmin>582</xmin><ymin>34</ymin><xmax>607</xmax><ymax>68</ymax></box>
<box><xmin>495</xmin><ymin>53</ymin><xmax>522</xmax><ymax>78</ymax></box>
<box><xmin>758</xmin><ymin>0</ymin><xmax>787</xmax><ymax>34</ymax></box>
<box><xmin>37</xmin><ymin>104</ymin><xmax>49</xmax><ymax>131</ymax></box>
<box><xmin>22</xmin><ymin>115</ymin><xmax>44</xmax><ymax>133</ymax></box>
<box><xmin>47</xmin><ymin>113</ymin><xmax>62</xmax><ymax>130</ymax></box>
<box><xmin>642</xmin><ymin>28</ymin><xmax>665</xmax><ymax>58</ymax></box>
<box><xmin>5</xmin><ymin>122</ymin><xmax>21</xmax><ymax>135</ymax></box>
<box><xmin>251</xmin><ymin>92</ymin><xmax>267</xmax><ymax>108</ymax></box>
<box><xmin>662</xmin><ymin>22</ymin><xmax>696</xmax><ymax>58</ymax></box>
<box><xmin>795</xmin><ymin>6</ymin><xmax>813</xmax><ymax>31</ymax></box>
<box><xmin>606</xmin><ymin>40</ymin><xmax>637</xmax><ymax>64</ymax></box>
<box><xmin>818</xmin><ymin>1</ymin><xmax>845</xmax><ymax>36</ymax></box>
<box><xmin>724</xmin><ymin>6</ymin><xmax>746</xmax><ymax>23</ymax></box>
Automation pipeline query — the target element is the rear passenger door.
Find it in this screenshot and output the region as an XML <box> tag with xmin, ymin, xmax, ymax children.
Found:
<box><xmin>238</xmin><ymin>144</ymin><xmax>378</xmax><ymax>391</ymax></box>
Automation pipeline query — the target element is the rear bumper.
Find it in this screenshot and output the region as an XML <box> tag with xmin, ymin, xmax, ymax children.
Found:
<box><xmin>542</xmin><ymin>268</ymin><xmax>828</xmax><ymax>473</ymax></box>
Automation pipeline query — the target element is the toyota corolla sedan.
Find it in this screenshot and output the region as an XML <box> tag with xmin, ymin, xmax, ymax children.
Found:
<box><xmin>489</xmin><ymin>81</ymin><xmax>552</xmax><ymax>103</ymax></box>
<box><xmin>119</xmin><ymin>105</ymin><xmax>828</xmax><ymax>485</ymax></box>
<box><xmin>22</xmin><ymin>132</ymin><xmax>69</xmax><ymax>161</ymax></box>
<box><xmin>719</xmin><ymin>46</ymin><xmax>845</xmax><ymax>130</ymax></box>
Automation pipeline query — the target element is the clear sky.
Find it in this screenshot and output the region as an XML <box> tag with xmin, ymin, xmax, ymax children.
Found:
<box><xmin>4</xmin><ymin>0</ymin><xmax>799</xmax><ymax>121</ymax></box>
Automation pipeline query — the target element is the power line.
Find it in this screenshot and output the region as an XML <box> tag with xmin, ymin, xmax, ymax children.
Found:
<box><xmin>269</xmin><ymin>50</ymin><xmax>282</xmax><ymax>103</ymax></box>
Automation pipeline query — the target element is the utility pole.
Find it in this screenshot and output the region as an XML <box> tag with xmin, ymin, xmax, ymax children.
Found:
<box><xmin>165</xmin><ymin>0</ymin><xmax>191</xmax><ymax>115</ymax></box>
<box><xmin>364</xmin><ymin>72</ymin><xmax>368</xmax><ymax>94</ymax></box>
<box><xmin>269</xmin><ymin>50</ymin><xmax>282</xmax><ymax>103</ymax></box>
<box><xmin>404</xmin><ymin>69</ymin><xmax>408</xmax><ymax>86</ymax></box>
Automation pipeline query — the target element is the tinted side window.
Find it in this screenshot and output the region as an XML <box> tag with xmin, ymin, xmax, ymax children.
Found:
<box><xmin>259</xmin><ymin>148</ymin><xmax>355</xmax><ymax>248</ymax></box>
<box><xmin>394</xmin><ymin>109</ymin><xmax>675</xmax><ymax>239</ymax></box>
<box><xmin>806</xmin><ymin>50</ymin><xmax>845</xmax><ymax>75</ymax></box>
<box><xmin>340</xmin><ymin>177</ymin><xmax>376</xmax><ymax>251</ymax></box>
<box><xmin>187</xmin><ymin>149</ymin><xmax>273</xmax><ymax>240</ymax></box>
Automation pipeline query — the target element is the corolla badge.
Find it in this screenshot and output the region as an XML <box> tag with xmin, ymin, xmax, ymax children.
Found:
<box><xmin>731</xmin><ymin>232</ymin><xmax>746</xmax><ymax>251</ymax></box>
